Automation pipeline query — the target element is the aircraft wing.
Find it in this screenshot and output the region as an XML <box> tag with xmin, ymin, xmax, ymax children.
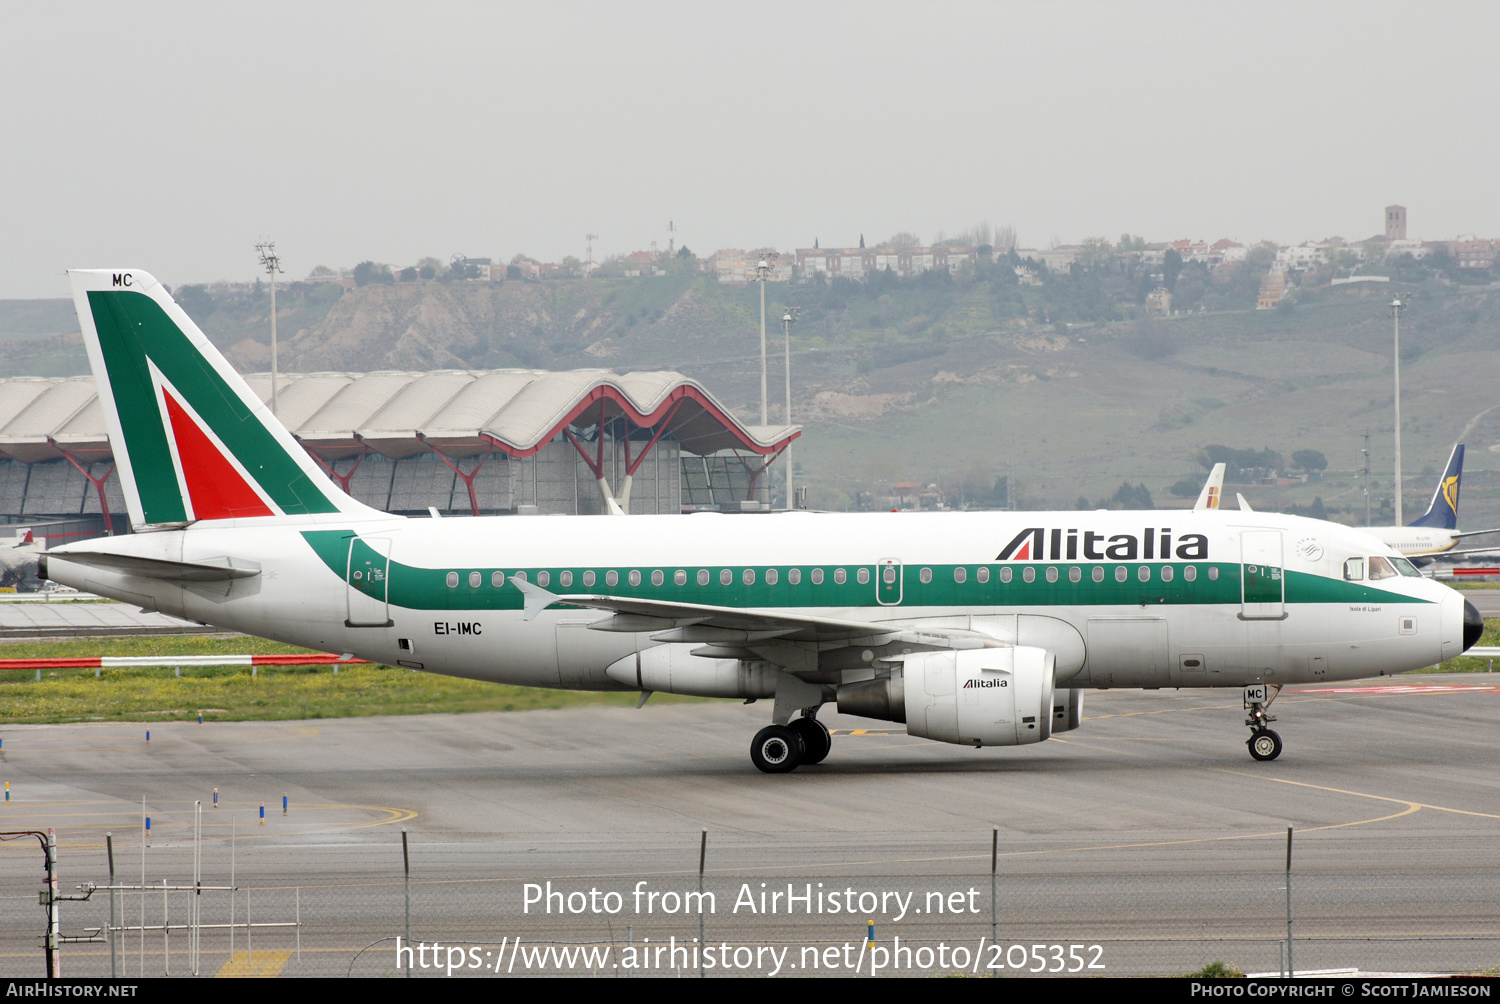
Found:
<box><xmin>1451</xmin><ymin>528</ymin><xmax>1500</xmax><ymax>539</ymax></box>
<box><xmin>510</xmin><ymin>576</ymin><xmax>997</xmax><ymax>650</ymax></box>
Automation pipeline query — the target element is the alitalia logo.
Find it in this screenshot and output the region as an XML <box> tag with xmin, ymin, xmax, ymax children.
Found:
<box><xmin>996</xmin><ymin>527</ymin><xmax>1209</xmax><ymax>562</ymax></box>
<box><xmin>963</xmin><ymin>678</ymin><xmax>1009</xmax><ymax>689</ymax></box>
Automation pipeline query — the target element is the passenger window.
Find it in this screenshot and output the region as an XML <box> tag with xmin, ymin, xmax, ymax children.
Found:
<box><xmin>1343</xmin><ymin>558</ymin><xmax>1364</xmax><ymax>581</ymax></box>
<box><xmin>857</xmin><ymin>568</ymin><xmax>870</xmax><ymax>585</ymax></box>
<box><xmin>1091</xmin><ymin>566</ymin><xmax>1104</xmax><ymax>583</ymax></box>
<box><xmin>1207</xmin><ymin>566</ymin><xmax>1219</xmax><ymax>581</ymax></box>
<box><xmin>537</xmin><ymin>571</ymin><xmax>550</xmax><ymax>587</ymax></box>
<box><xmin>514</xmin><ymin>570</ymin><xmax>527</xmax><ymax>583</ymax></box>
<box><xmin>1069</xmin><ymin>566</ymin><xmax>1082</xmax><ymax>583</ymax></box>
<box><xmin>651</xmin><ymin>570</ymin><xmax>664</xmax><ymax>587</ymax></box>
<box><xmin>998</xmin><ymin>567</ymin><xmax>1011</xmax><ymax>583</ymax></box>
<box><xmin>560</xmin><ymin>570</ymin><xmax>574</xmax><ymax>587</ymax></box>
<box><xmin>834</xmin><ymin>568</ymin><xmax>847</xmax><ymax>584</ymax></box>
<box><xmin>977</xmin><ymin>567</ymin><xmax>990</xmax><ymax>584</ymax></box>
<box><xmin>1115</xmin><ymin>566</ymin><xmax>1128</xmax><ymax>582</ymax></box>
<box><xmin>1368</xmin><ymin>556</ymin><xmax>1397</xmax><ymax>580</ymax></box>
<box><xmin>583</xmin><ymin>570</ymin><xmax>596</xmax><ymax>587</ymax></box>
<box><xmin>1160</xmin><ymin>566</ymin><xmax>1173</xmax><ymax>583</ymax></box>
<box><xmin>954</xmin><ymin>567</ymin><xmax>967</xmax><ymax>584</ymax></box>
<box><xmin>628</xmin><ymin>570</ymin><xmax>642</xmax><ymax>586</ymax></box>
<box><xmin>468</xmin><ymin>571</ymin><xmax>481</xmax><ymax>588</ymax></box>
<box><xmin>674</xmin><ymin>570</ymin><xmax>687</xmax><ymax>586</ymax></box>
<box><xmin>919</xmin><ymin>567</ymin><xmax>932</xmax><ymax>584</ymax></box>
<box><xmin>812</xmin><ymin>568</ymin><xmax>824</xmax><ymax>585</ymax></box>
<box><xmin>446</xmin><ymin>571</ymin><xmax>459</xmax><ymax>588</ymax></box>
<box><xmin>491</xmin><ymin>571</ymin><xmax>505</xmax><ymax>588</ymax></box>
<box><xmin>605</xmin><ymin>571</ymin><xmax>619</xmax><ymax>587</ymax></box>
<box><xmin>1183</xmin><ymin>566</ymin><xmax>1196</xmax><ymax>582</ymax></box>
<box><xmin>697</xmin><ymin>569</ymin><xmax>710</xmax><ymax>586</ymax></box>
<box><xmin>788</xmin><ymin>568</ymin><xmax>801</xmax><ymax>585</ymax></box>
<box><xmin>766</xmin><ymin>568</ymin><xmax>778</xmax><ymax>585</ymax></box>
<box><xmin>720</xmin><ymin>569</ymin><xmax>733</xmax><ymax>585</ymax></box>
<box><xmin>1022</xmin><ymin>567</ymin><xmax>1036</xmax><ymax>583</ymax></box>
<box><xmin>743</xmin><ymin>569</ymin><xmax>755</xmax><ymax>585</ymax></box>
<box><xmin>1045</xmin><ymin>567</ymin><xmax>1058</xmax><ymax>583</ymax></box>
<box><xmin>1138</xmin><ymin>566</ymin><xmax>1150</xmax><ymax>582</ymax></box>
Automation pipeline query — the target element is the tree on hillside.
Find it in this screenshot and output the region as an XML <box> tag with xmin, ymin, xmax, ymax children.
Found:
<box><xmin>398</xmin><ymin>267</ymin><xmax>418</xmax><ymax>282</ymax></box>
<box><xmin>887</xmin><ymin>231</ymin><xmax>920</xmax><ymax>250</ymax></box>
<box><xmin>352</xmin><ymin>261</ymin><xmax>394</xmax><ymax>286</ymax></box>
<box><xmin>307</xmin><ymin>265</ymin><xmax>337</xmax><ymax>279</ymax></box>
<box><xmin>1292</xmin><ymin>450</ymin><xmax>1328</xmax><ymax>474</ymax></box>
<box><xmin>1164</xmin><ymin>249</ymin><xmax>1183</xmax><ymax>292</ymax></box>
<box><xmin>676</xmin><ymin>245</ymin><xmax>694</xmax><ymax>259</ymax></box>
<box><xmin>175</xmin><ymin>285</ymin><xmax>216</xmax><ymax>325</ymax></box>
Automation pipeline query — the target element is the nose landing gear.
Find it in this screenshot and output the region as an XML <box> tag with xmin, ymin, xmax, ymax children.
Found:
<box><xmin>1244</xmin><ymin>683</ymin><xmax>1283</xmax><ymax>761</ymax></box>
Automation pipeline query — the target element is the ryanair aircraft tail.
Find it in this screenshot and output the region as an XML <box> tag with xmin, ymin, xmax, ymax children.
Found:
<box><xmin>1407</xmin><ymin>443</ymin><xmax>1463</xmax><ymax>530</ymax></box>
<box><xmin>68</xmin><ymin>269</ymin><xmax>379</xmax><ymax>530</ymax></box>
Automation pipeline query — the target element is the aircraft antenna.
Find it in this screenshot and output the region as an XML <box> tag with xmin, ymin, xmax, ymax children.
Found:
<box><xmin>254</xmin><ymin>240</ymin><xmax>281</xmax><ymax>417</ymax></box>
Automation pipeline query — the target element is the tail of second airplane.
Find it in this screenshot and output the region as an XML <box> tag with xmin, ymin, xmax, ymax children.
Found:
<box><xmin>1407</xmin><ymin>444</ymin><xmax>1464</xmax><ymax>530</ymax></box>
<box><xmin>68</xmin><ymin>269</ymin><xmax>381</xmax><ymax>530</ymax></box>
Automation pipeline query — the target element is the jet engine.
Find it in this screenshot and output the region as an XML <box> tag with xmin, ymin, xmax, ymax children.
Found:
<box><xmin>837</xmin><ymin>647</ymin><xmax>1056</xmax><ymax>747</ymax></box>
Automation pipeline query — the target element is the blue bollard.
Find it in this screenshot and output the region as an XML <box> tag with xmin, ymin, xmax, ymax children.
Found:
<box><xmin>282</xmin><ymin>794</ymin><xmax>288</xmax><ymax>815</ymax></box>
<box><xmin>212</xmin><ymin>787</ymin><xmax>218</xmax><ymax>809</ymax></box>
<box><xmin>259</xmin><ymin>803</ymin><xmax>265</xmax><ymax>825</ymax></box>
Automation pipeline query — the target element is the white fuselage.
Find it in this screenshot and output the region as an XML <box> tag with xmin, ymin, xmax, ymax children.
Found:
<box><xmin>47</xmin><ymin>508</ymin><xmax>1468</xmax><ymax>695</ymax></box>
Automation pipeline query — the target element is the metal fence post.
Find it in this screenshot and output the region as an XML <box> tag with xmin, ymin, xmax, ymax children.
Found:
<box><xmin>402</xmin><ymin>829</ymin><xmax>411</xmax><ymax>978</ymax></box>
<box><xmin>990</xmin><ymin>825</ymin><xmax>998</xmax><ymax>944</ymax></box>
<box><xmin>1285</xmin><ymin>826</ymin><xmax>1294</xmax><ymax>978</ymax></box>
<box><xmin>698</xmin><ymin>828</ymin><xmax>707</xmax><ymax>979</ymax></box>
<box><xmin>106</xmin><ymin>832</ymin><xmax>116</xmax><ymax>978</ymax></box>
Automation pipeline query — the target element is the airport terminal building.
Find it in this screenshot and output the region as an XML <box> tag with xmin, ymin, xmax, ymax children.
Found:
<box><xmin>0</xmin><ymin>369</ymin><xmax>798</xmax><ymax>545</ymax></box>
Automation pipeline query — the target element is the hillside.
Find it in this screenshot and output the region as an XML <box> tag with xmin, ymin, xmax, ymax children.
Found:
<box><xmin>4</xmin><ymin>275</ymin><xmax>1500</xmax><ymax>528</ymax></box>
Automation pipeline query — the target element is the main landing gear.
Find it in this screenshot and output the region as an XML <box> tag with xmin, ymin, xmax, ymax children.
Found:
<box><xmin>1244</xmin><ymin>683</ymin><xmax>1283</xmax><ymax>761</ymax></box>
<box><xmin>750</xmin><ymin>712</ymin><xmax>830</xmax><ymax>773</ymax></box>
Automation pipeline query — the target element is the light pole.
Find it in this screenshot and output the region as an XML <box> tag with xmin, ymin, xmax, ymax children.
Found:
<box><xmin>255</xmin><ymin>241</ymin><xmax>281</xmax><ymax>417</ymax></box>
<box><xmin>782</xmin><ymin>308</ymin><xmax>794</xmax><ymax>509</ymax></box>
<box><xmin>754</xmin><ymin>256</ymin><xmax>773</xmax><ymax>426</ymax></box>
<box><xmin>1390</xmin><ymin>295</ymin><xmax>1410</xmax><ymax>523</ymax></box>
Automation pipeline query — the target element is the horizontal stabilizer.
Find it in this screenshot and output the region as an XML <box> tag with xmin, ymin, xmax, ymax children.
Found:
<box><xmin>41</xmin><ymin>551</ymin><xmax>260</xmax><ymax>583</ymax></box>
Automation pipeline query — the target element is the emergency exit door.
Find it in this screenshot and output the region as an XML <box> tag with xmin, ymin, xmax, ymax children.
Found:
<box><xmin>346</xmin><ymin>536</ymin><xmax>393</xmax><ymax>627</ymax></box>
<box><xmin>877</xmin><ymin>559</ymin><xmax>903</xmax><ymax>605</ymax></box>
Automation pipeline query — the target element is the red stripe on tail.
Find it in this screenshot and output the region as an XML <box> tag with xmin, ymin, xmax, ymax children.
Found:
<box><xmin>162</xmin><ymin>389</ymin><xmax>274</xmax><ymax>519</ymax></box>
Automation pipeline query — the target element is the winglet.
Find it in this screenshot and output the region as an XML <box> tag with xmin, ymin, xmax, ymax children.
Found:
<box><xmin>1194</xmin><ymin>463</ymin><xmax>1225</xmax><ymax>512</ymax></box>
<box><xmin>510</xmin><ymin>575</ymin><xmax>561</xmax><ymax>620</ymax></box>
<box><xmin>1237</xmin><ymin>493</ymin><xmax>1254</xmax><ymax>512</ymax></box>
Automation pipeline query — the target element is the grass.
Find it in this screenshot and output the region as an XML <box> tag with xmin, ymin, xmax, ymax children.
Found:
<box><xmin>0</xmin><ymin>634</ymin><xmax>707</xmax><ymax>725</ymax></box>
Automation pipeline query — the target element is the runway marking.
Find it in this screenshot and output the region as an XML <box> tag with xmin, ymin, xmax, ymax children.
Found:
<box><xmin>1285</xmin><ymin>684</ymin><xmax>1500</xmax><ymax>695</ymax></box>
<box><xmin>1214</xmin><ymin>769</ymin><xmax>1500</xmax><ymax>823</ymax></box>
<box><xmin>0</xmin><ymin>723</ymin><xmax>323</xmax><ymax>752</ymax></box>
<box><xmin>215</xmin><ymin>949</ymin><xmax>291</xmax><ymax>978</ymax></box>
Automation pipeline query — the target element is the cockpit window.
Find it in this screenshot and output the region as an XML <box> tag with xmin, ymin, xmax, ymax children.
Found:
<box><xmin>1391</xmin><ymin>556</ymin><xmax>1423</xmax><ymax>578</ymax></box>
<box><xmin>1343</xmin><ymin>558</ymin><xmax>1364</xmax><ymax>581</ymax></box>
<box><xmin>1367</xmin><ymin>555</ymin><xmax>1397</xmax><ymax>580</ymax></box>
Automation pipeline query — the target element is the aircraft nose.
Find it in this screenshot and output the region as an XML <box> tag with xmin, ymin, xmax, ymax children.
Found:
<box><xmin>1463</xmin><ymin>599</ymin><xmax>1484</xmax><ymax>652</ymax></box>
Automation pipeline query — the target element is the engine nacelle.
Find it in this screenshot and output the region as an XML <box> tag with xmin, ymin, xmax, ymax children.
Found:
<box><xmin>604</xmin><ymin>644</ymin><xmax>778</xmax><ymax>699</ymax></box>
<box><xmin>838</xmin><ymin>647</ymin><xmax>1056</xmax><ymax>747</ymax></box>
<box><xmin>1051</xmin><ymin>687</ymin><xmax>1083</xmax><ymax>733</ymax></box>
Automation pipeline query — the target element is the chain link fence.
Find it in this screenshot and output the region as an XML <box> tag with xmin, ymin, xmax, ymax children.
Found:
<box><xmin>3</xmin><ymin>827</ymin><xmax>1497</xmax><ymax>977</ymax></box>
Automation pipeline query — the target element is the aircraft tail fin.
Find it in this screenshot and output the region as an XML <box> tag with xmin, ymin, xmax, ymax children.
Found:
<box><xmin>1407</xmin><ymin>444</ymin><xmax>1463</xmax><ymax>530</ymax></box>
<box><xmin>1193</xmin><ymin>463</ymin><xmax>1225</xmax><ymax>512</ymax></box>
<box><xmin>67</xmin><ymin>269</ymin><xmax>380</xmax><ymax>530</ymax></box>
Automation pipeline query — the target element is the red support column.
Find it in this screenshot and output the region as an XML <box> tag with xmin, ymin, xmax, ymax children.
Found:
<box><xmin>302</xmin><ymin>441</ymin><xmax>370</xmax><ymax>495</ymax></box>
<box><xmin>51</xmin><ymin>443</ymin><xmax>115</xmax><ymax>535</ymax></box>
<box><xmin>422</xmin><ymin>439</ymin><xmax>496</xmax><ymax>517</ymax></box>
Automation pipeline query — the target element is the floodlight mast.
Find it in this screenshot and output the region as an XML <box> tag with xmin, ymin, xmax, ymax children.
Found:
<box><xmin>255</xmin><ymin>241</ymin><xmax>281</xmax><ymax>417</ymax></box>
<box><xmin>1390</xmin><ymin>295</ymin><xmax>1410</xmax><ymax>523</ymax></box>
<box><xmin>783</xmin><ymin>308</ymin><xmax>795</xmax><ymax>509</ymax></box>
<box><xmin>755</xmin><ymin>256</ymin><xmax>772</xmax><ymax>426</ymax></box>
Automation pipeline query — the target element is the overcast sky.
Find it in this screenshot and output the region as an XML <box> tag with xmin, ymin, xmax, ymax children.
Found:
<box><xmin>2</xmin><ymin>1</ymin><xmax>1495</xmax><ymax>299</ymax></box>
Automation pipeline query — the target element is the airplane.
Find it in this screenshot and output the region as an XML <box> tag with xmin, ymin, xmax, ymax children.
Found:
<box><xmin>1361</xmin><ymin>445</ymin><xmax>1500</xmax><ymax>559</ymax></box>
<box><xmin>0</xmin><ymin>529</ymin><xmax>45</xmax><ymax>585</ymax></box>
<box><xmin>41</xmin><ymin>270</ymin><xmax>1483</xmax><ymax>773</ymax></box>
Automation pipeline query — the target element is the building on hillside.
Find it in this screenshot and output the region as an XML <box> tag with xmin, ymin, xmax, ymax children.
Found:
<box><xmin>1384</xmin><ymin>238</ymin><xmax>1430</xmax><ymax>260</ymax></box>
<box><xmin>1385</xmin><ymin>204</ymin><xmax>1407</xmax><ymax>241</ymax></box>
<box><xmin>0</xmin><ymin>370</ymin><xmax>801</xmax><ymax>548</ymax></box>
<box><xmin>1211</xmin><ymin>239</ymin><xmax>1247</xmax><ymax>263</ymax></box>
<box><xmin>794</xmin><ymin>245</ymin><xmax>977</xmax><ymax>282</ymax></box>
<box><xmin>712</xmin><ymin>249</ymin><xmax>791</xmax><ymax>284</ymax></box>
<box><xmin>1257</xmin><ymin>271</ymin><xmax>1287</xmax><ymax>309</ymax></box>
<box><xmin>1145</xmin><ymin>287</ymin><xmax>1173</xmax><ymax>316</ymax></box>
<box><xmin>1449</xmin><ymin>235</ymin><xmax>1495</xmax><ymax>272</ymax></box>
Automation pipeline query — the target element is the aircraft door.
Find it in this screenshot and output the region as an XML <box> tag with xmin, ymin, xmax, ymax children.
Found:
<box><xmin>876</xmin><ymin>559</ymin><xmax>903</xmax><ymax>605</ymax></box>
<box><xmin>346</xmin><ymin>536</ymin><xmax>393</xmax><ymax>627</ymax></box>
<box><xmin>1240</xmin><ymin>530</ymin><xmax>1286</xmax><ymax>620</ymax></box>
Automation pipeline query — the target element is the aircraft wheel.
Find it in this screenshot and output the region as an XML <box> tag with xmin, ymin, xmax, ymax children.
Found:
<box><xmin>790</xmin><ymin>717</ymin><xmax>831</xmax><ymax>765</ymax></box>
<box><xmin>1248</xmin><ymin>729</ymin><xmax>1282</xmax><ymax>762</ymax></box>
<box><xmin>750</xmin><ymin>725</ymin><xmax>804</xmax><ymax>774</ymax></box>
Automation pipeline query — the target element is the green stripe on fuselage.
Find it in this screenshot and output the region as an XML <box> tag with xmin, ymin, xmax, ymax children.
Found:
<box><xmin>301</xmin><ymin>530</ymin><xmax>1428</xmax><ymax>613</ymax></box>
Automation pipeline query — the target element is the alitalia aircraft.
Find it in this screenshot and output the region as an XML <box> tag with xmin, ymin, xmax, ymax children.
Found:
<box><xmin>43</xmin><ymin>270</ymin><xmax>1483</xmax><ymax>772</ymax></box>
